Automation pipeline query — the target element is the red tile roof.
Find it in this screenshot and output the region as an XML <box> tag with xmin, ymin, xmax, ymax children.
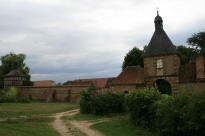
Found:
<box><xmin>110</xmin><ymin>66</ymin><xmax>144</xmax><ymax>85</ymax></box>
<box><xmin>33</xmin><ymin>80</ymin><xmax>56</xmax><ymax>86</ymax></box>
<box><xmin>5</xmin><ymin>69</ymin><xmax>25</xmax><ymax>77</ymax></box>
<box><xmin>64</xmin><ymin>80</ymin><xmax>92</xmax><ymax>86</ymax></box>
<box><xmin>64</xmin><ymin>77</ymin><xmax>115</xmax><ymax>89</ymax></box>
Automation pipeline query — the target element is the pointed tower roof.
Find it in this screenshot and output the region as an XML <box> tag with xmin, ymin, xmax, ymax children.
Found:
<box><xmin>144</xmin><ymin>11</ymin><xmax>176</xmax><ymax>57</ymax></box>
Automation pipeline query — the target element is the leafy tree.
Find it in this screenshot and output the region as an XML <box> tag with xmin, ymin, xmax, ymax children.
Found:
<box><xmin>122</xmin><ymin>47</ymin><xmax>143</xmax><ymax>71</ymax></box>
<box><xmin>187</xmin><ymin>31</ymin><xmax>205</xmax><ymax>56</ymax></box>
<box><xmin>0</xmin><ymin>52</ymin><xmax>32</xmax><ymax>88</ymax></box>
<box><xmin>176</xmin><ymin>45</ymin><xmax>199</xmax><ymax>65</ymax></box>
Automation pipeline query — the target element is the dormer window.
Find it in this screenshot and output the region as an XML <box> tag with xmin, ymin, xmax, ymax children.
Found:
<box><xmin>157</xmin><ymin>59</ymin><xmax>163</xmax><ymax>69</ymax></box>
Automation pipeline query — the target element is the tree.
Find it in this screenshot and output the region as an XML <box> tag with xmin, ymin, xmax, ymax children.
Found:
<box><xmin>0</xmin><ymin>52</ymin><xmax>32</xmax><ymax>88</ymax></box>
<box><xmin>122</xmin><ymin>47</ymin><xmax>143</xmax><ymax>71</ymax></box>
<box><xmin>176</xmin><ymin>45</ymin><xmax>199</xmax><ymax>65</ymax></box>
<box><xmin>187</xmin><ymin>31</ymin><xmax>205</xmax><ymax>56</ymax></box>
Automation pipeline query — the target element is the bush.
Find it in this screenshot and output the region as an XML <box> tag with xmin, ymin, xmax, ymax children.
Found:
<box><xmin>80</xmin><ymin>86</ymin><xmax>125</xmax><ymax>115</ymax></box>
<box><xmin>154</xmin><ymin>94</ymin><xmax>184</xmax><ymax>136</ymax></box>
<box><xmin>80</xmin><ymin>86</ymin><xmax>95</xmax><ymax>114</ymax></box>
<box><xmin>187</xmin><ymin>91</ymin><xmax>205</xmax><ymax>136</ymax></box>
<box><xmin>125</xmin><ymin>87</ymin><xmax>161</xmax><ymax>128</ymax></box>
<box><xmin>155</xmin><ymin>91</ymin><xmax>205</xmax><ymax>136</ymax></box>
<box><xmin>91</xmin><ymin>92</ymin><xmax>125</xmax><ymax>115</ymax></box>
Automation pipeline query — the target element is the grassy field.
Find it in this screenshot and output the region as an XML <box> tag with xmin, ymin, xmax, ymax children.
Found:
<box><xmin>71</xmin><ymin>113</ymin><xmax>160</xmax><ymax>136</ymax></box>
<box><xmin>0</xmin><ymin>102</ymin><xmax>160</xmax><ymax>136</ymax></box>
<box><xmin>92</xmin><ymin>115</ymin><xmax>159</xmax><ymax>136</ymax></box>
<box><xmin>0</xmin><ymin>116</ymin><xmax>59</xmax><ymax>136</ymax></box>
<box><xmin>0</xmin><ymin>102</ymin><xmax>79</xmax><ymax>118</ymax></box>
<box><xmin>0</xmin><ymin>102</ymin><xmax>79</xmax><ymax>136</ymax></box>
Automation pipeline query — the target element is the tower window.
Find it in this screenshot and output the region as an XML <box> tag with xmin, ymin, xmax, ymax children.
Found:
<box><xmin>157</xmin><ymin>59</ymin><xmax>163</xmax><ymax>69</ymax></box>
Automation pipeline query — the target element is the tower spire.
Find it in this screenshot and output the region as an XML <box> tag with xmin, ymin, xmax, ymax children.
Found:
<box><xmin>143</xmin><ymin>12</ymin><xmax>176</xmax><ymax>57</ymax></box>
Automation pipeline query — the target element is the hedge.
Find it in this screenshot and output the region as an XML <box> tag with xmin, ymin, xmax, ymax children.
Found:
<box><xmin>80</xmin><ymin>86</ymin><xmax>125</xmax><ymax>115</ymax></box>
<box><xmin>126</xmin><ymin>87</ymin><xmax>205</xmax><ymax>136</ymax></box>
<box><xmin>155</xmin><ymin>91</ymin><xmax>205</xmax><ymax>136</ymax></box>
<box><xmin>125</xmin><ymin>87</ymin><xmax>161</xmax><ymax>128</ymax></box>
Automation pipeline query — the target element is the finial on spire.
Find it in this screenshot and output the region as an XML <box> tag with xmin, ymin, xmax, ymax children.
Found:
<box><xmin>156</xmin><ymin>7</ymin><xmax>159</xmax><ymax>16</ymax></box>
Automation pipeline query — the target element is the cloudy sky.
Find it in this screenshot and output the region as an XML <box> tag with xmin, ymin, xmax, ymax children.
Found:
<box><xmin>0</xmin><ymin>0</ymin><xmax>204</xmax><ymax>83</ymax></box>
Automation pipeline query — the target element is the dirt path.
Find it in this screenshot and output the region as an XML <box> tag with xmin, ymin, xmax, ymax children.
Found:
<box><xmin>52</xmin><ymin>109</ymin><xmax>79</xmax><ymax>136</ymax></box>
<box><xmin>52</xmin><ymin>109</ymin><xmax>105</xmax><ymax>136</ymax></box>
<box><xmin>69</xmin><ymin>120</ymin><xmax>105</xmax><ymax>136</ymax></box>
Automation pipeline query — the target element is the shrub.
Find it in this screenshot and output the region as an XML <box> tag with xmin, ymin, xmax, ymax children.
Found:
<box><xmin>80</xmin><ymin>86</ymin><xmax>125</xmax><ymax>115</ymax></box>
<box><xmin>187</xmin><ymin>90</ymin><xmax>205</xmax><ymax>136</ymax></box>
<box><xmin>154</xmin><ymin>91</ymin><xmax>205</xmax><ymax>136</ymax></box>
<box><xmin>154</xmin><ymin>94</ymin><xmax>183</xmax><ymax>136</ymax></box>
<box><xmin>80</xmin><ymin>86</ymin><xmax>95</xmax><ymax>114</ymax></box>
<box><xmin>125</xmin><ymin>87</ymin><xmax>161</xmax><ymax>128</ymax></box>
<box><xmin>91</xmin><ymin>92</ymin><xmax>125</xmax><ymax>115</ymax></box>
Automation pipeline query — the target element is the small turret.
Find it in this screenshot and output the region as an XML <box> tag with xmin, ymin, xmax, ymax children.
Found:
<box><xmin>154</xmin><ymin>10</ymin><xmax>163</xmax><ymax>31</ymax></box>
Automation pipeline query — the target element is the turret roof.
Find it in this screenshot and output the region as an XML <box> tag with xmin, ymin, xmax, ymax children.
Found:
<box><xmin>144</xmin><ymin>12</ymin><xmax>176</xmax><ymax>57</ymax></box>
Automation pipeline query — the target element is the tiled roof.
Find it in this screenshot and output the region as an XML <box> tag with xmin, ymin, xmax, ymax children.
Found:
<box><xmin>64</xmin><ymin>80</ymin><xmax>92</xmax><ymax>86</ymax></box>
<box><xmin>144</xmin><ymin>14</ymin><xmax>176</xmax><ymax>57</ymax></box>
<box><xmin>5</xmin><ymin>69</ymin><xmax>25</xmax><ymax>77</ymax></box>
<box><xmin>64</xmin><ymin>77</ymin><xmax>114</xmax><ymax>89</ymax></box>
<box><xmin>110</xmin><ymin>66</ymin><xmax>144</xmax><ymax>85</ymax></box>
<box><xmin>33</xmin><ymin>80</ymin><xmax>56</xmax><ymax>86</ymax></box>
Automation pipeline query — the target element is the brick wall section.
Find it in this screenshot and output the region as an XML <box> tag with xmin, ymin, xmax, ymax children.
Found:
<box><xmin>144</xmin><ymin>54</ymin><xmax>180</xmax><ymax>78</ymax></box>
<box><xmin>196</xmin><ymin>56</ymin><xmax>205</xmax><ymax>80</ymax></box>
<box><xmin>109</xmin><ymin>84</ymin><xmax>144</xmax><ymax>93</ymax></box>
<box><xmin>179</xmin><ymin>63</ymin><xmax>196</xmax><ymax>83</ymax></box>
<box><xmin>144</xmin><ymin>54</ymin><xmax>180</xmax><ymax>94</ymax></box>
<box><xmin>178</xmin><ymin>82</ymin><xmax>205</xmax><ymax>93</ymax></box>
<box><xmin>18</xmin><ymin>85</ymin><xmax>89</xmax><ymax>102</ymax></box>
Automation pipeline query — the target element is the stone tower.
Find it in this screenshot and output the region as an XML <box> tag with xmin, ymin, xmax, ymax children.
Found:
<box><xmin>143</xmin><ymin>11</ymin><xmax>180</xmax><ymax>94</ymax></box>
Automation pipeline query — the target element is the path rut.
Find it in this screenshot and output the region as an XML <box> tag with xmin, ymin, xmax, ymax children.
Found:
<box><xmin>52</xmin><ymin>109</ymin><xmax>105</xmax><ymax>136</ymax></box>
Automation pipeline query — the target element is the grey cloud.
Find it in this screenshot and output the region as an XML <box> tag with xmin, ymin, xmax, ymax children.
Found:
<box><xmin>0</xmin><ymin>0</ymin><xmax>204</xmax><ymax>83</ymax></box>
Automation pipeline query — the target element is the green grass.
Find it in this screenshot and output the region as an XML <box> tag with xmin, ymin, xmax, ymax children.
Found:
<box><xmin>0</xmin><ymin>102</ymin><xmax>79</xmax><ymax>136</ymax></box>
<box><xmin>0</xmin><ymin>102</ymin><xmax>79</xmax><ymax>118</ymax></box>
<box><xmin>71</xmin><ymin>112</ymin><xmax>127</xmax><ymax>121</ymax></box>
<box><xmin>70</xmin><ymin>112</ymin><xmax>160</xmax><ymax>136</ymax></box>
<box><xmin>0</xmin><ymin>116</ymin><xmax>60</xmax><ymax>136</ymax></box>
<box><xmin>71</xmin><ymin>112</ymin><xmax>107</xmax><ymax>121</ymax></box>
<box><xmin>89</xmin><ymin>114</ymin><xmax>160</xmax><ymax>136</ymax></box>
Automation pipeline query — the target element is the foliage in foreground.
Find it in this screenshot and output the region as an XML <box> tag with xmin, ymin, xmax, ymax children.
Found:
<box><xmin>125</xmin><ymin>87</ymin><xmax>161</xmax><ymax>128</ymax></box>
<box><xmin>126</xmin><ymin>88</ymin><xmax>205</xmax><ymax>136</ymax></box>
<box><xmin>155</xmin><ymin>91</ymin><xmax>205</xmax><ymax>136</ymax></box>
<box><xmin>80</xmin><ymin>86</ymin><xmax>125</xmax><ymax>115</ymax></box>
